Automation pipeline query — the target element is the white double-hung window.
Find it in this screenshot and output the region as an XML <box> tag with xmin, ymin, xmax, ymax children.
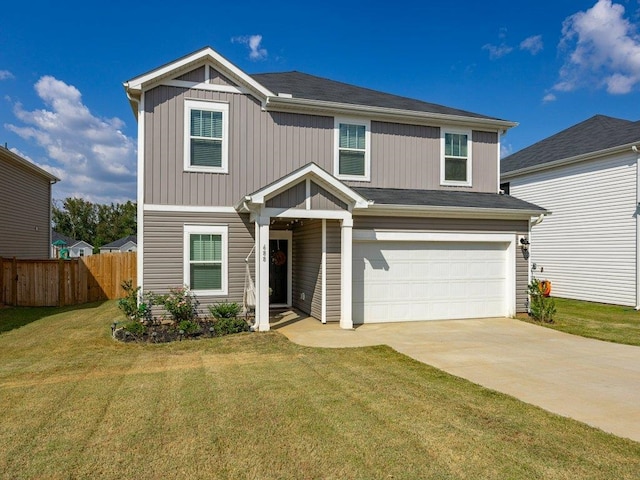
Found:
<box><xmin>334</xmin><ymin>118</ymin><xmax>371</xmax><ymax>181</ymax></box>
<box><xmin>441</xmin><ymin>129</ymin><xmax>472</xmax><ymax>186</ymax></box>
<box><xmin>184</xmin><ymin>99</ymin><xmax>229</xmax><ymax>173</ymax></box>
<box><xmin>184</xmin><ymin>225</ymin><xmax>228</xmax><ymax>295</ymax></box>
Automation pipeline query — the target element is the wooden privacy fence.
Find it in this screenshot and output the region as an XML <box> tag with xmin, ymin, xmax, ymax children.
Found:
<box><xmin>0</xmin><ymin>252</ymin><xmax>137</xmax><ymax>307</ymax></box>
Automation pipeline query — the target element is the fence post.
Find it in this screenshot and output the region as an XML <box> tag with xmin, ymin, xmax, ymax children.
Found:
<box><xmin>58</xmin><ymin>258</ymin><xmax>65</xmax><ymax>307</ymax></box>
<box><xmin>11</xmin><ymin>257</ymin><xmax>18</xmax><ymax>306</ymax></box>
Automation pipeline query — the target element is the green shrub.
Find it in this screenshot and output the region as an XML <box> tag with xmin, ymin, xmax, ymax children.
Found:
<box><xmin>122</xmin><ymin>320</ymin><xmax>146</xmax><ymax>336</ymax></box>
<box><xmin>177</xmin><ymin>319</ymin><xmax>201</xmax><ymax>335</ymax></box>
<box><xmin>214</xmin><ymin>317</ymin><xmax>249</xmax><ymax>336</ymax></box>
<box><xmin>117</xmin><ymin>280</ymin><xmax>154</xmax><ymax>323</ymax></box>
<box><xmin>528</xmin><ymin>279</ymin><xmax>556</xmax><ymax>323</ymax></box>
<box><xmin>157</xmin><ymin>286</ymin><xmax>199</xmax><ymax>322</ymax></box>
<box><xmin>208</xmin><ymin>302</ymin><xmax>241</xmax><ymax>319</ymax></box>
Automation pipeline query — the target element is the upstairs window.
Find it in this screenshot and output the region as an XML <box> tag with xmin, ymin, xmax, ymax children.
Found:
<box><xmin>184</xmin><ymin>99</ymin><xmax>229</xmax><ymax>173</ymax></box>
<box><xmin>335</xmin><ymin>118</ymin><xmax>370</xmax><ymax>181</ymax></box>
<box><xmin>441</xmin><ymin>130</ymin><xmax>472</xmax><ymax>186</ymax></box>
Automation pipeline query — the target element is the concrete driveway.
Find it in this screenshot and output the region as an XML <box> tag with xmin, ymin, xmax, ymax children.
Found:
<box><xmin>276</xmin><ymin>314</ymin><xmax>640</xmax><ymax>443</ymax></box>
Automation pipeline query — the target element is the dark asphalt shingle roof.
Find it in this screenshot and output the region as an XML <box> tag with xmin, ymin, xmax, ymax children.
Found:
<box><xmin>501</xmin><ymin>115</ymin><xmax>640</xmax><ymax>175</ymax></box>
<box><xmin>51</xmin><ymin>231</ymin><xmax>92</xmax><ymax>247</ymax></box>
<box><xmin>354</xmin><ymin>187</ymin><xmax>545</xmax><ymax>212</ymax></box>
<box><xmin>251</xmin><ymin>71</ymin><xmax>504</xmax><ymax>121</ymax></box>
<box><xmin>101</xmin><ymin>235</ymin><xmax>137</xmax><ymax>249</ymax></box>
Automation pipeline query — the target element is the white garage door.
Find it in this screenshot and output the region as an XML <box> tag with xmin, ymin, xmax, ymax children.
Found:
<box><xmin>353</xmin><ymin>241</ymin><xmax>509</xmax><ymax>323</ymax></box>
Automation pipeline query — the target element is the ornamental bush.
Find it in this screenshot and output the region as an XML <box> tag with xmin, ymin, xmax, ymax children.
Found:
<box><xmin>528</xmin><ymin>279</ymin><xmax>556</xmax><ymax>323</ymax></box>
<box><xmin>117</xmin><ymin>280</ymin><xmax>154</xmax><ymax>323</ymax></box>
<box><xmin>214</xmin><ymin>316</ymin><xmax>250</xmax><ymax>336</ymax></box>
<box><xmin>157</xmin><ymin>286</ymin><xmax>199</xmax><ymax>323</ymax></box>
<box><xmin>208</xmin><ymin>302</ymin><xmax>241</xmax><ymax>319</ymax></box>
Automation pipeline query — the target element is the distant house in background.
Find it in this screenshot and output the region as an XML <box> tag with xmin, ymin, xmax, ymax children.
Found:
<box><xmin>501</xmin><ymin>114</ymin><xmax>640</xmax><ymax>308</ymax></box>
<box><xmin>100</xmin><ymin>235</ymin><xmax>137</xmax><ymax>253</ymax></box>
<box><xmin>0</xmin><ymin>146</ymin><xmax>59</xmax><ymax>259</ymax></box>
<box><xmin>51</xmin><ymin>231</ymin><xmax>94</xmax><ymax>258</ymax></box>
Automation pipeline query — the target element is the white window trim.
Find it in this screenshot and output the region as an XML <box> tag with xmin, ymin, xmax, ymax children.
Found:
<box><xmin>183</xmin><ymin>99</ymin><xmax>229</xmax><ymax>173</ymax></box>
<box><xmin>334</xmin><ymin>117</ymin><xmax>371</xmax><ymax>181</ymax></box>
<box><xmin>183</xmin><ymin>225</ymin><xmax>228</xmax><ymax>296</ymax></box>
<box><xmin>440</xmin><ymin>128</ymin><xmax>472</xmax><ymax>187</ymax></box>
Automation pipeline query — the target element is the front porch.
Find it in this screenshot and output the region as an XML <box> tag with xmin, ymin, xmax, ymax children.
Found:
<box><xmin>236</xmin><ymin>163</ymin><xmax>371</xmax><ymax>332</ymax></box>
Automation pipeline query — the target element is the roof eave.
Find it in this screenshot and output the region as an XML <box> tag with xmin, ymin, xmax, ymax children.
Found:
<box><xmin>0</xmin><ymin>147</ymin><xmax>59</xmax><ymax>182</ymax></box>
<box><xmin>502</xmin><ymin>141</ymin><xmax>640</xmax><ymax>180</ymax></box>
<box><xmin>265</xmin><ymin>96</ymin><xmax>518</xmax><ymax>131</ymax></box>
<box><xmin>356</xmin><ymin>203</ymin><xmax>546</xmax><ymax>219</ymax></box>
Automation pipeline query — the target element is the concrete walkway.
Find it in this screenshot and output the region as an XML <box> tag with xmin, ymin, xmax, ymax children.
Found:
<box><xmin>275</xmin><ymin>312</ymin><xmax>640</xmax><ymax>443</ymax></box>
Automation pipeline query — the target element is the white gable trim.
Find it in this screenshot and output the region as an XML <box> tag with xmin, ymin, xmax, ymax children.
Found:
<box><xmin>124</xmin><ymin>47</ymin><xmax>273</xmax><ymax>98</ymax></box>
<box><xmin>243</xmin><ymin>163</ymin><xmax>370</xmax><ymax>210</ymax></box>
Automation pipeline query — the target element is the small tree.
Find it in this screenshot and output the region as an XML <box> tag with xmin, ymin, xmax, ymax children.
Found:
<box><xmin>528</xmin><ymin>279</ymin><xmax>556</xmax><ymax>323</ymax></box>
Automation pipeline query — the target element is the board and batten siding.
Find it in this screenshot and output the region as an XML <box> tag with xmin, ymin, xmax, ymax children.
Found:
<box><xmin>353</xmin><ymin>215</ymin><xmax>529</xmax><ymax>313</ymax></box>
<box><xmin>0</xmin><ymin>152</ymin><xmax>52</xmax><ymax>259</ymax></box>
<box><xmin>143</xmin><ymin>211</ymin><xmax>254</xmax><ymax>307</ymax></box>
<box><xmin>142</xmin><ymin>75</ymin><xmax>500</xmax><ymax>208</ymax></box>
<box><xmin>292</xmin><ymin>220</ymin><xmax>322</xmax><ymax>317</ymax></box>
<box><xmin>510</xmin><ymin>151</ymin><xmax>638</xmax><ymax>306</ymax></box>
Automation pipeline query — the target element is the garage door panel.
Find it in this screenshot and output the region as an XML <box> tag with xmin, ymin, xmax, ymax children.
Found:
<box><xmin>353</xmin><ymin>241</ymin><xmax>508</xmax><ymax>323</ymax></box>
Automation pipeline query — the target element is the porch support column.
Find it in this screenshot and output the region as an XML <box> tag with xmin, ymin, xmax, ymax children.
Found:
<box><xmin>340</xmin><ymin>216</ymin><xmax>353</xmax><ymax>329</ymax></box>
<box><xmin>256</xmin><ymin>216</ymin><xmax>271</xmax><ymax>331</ymax></box>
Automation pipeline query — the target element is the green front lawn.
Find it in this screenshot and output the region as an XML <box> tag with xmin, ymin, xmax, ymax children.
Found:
<box><xmin>1</xmin><ymin>302</ymin><xmax>639</xmax><ymax>479</ymax></box>
<box><xmin>519</xmin><ymin>297</ymin><xmax>640</xmax><ymax>346</ymax></box>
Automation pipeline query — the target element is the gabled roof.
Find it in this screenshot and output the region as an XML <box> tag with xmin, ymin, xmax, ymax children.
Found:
<box><xmin>354</xmin><ymin>187</ymin><xmax>546</xmax><ymax>217</ymax></box>
<box><xmin>502</xmin><ymin>115</ymin><xmax>640</xmax><ymax>177</ymax></box>
<box><xmin>51</xmin><ymin>231</ymin><xmax>93</xmax><ymax>248</ymax></box>
<box><xmin>251</xmin><ymin>71</ymin><xmax>501</xmax><ymax>121</ymax></box>
<box><xmin>0</xmin><ymin>146</ymin><xmax>59</xmax><ymax>183</ymax></box>
<box><xmin>100</xmin><ymin>235</ymin><xmax>137</xmax><ymax>249</ymax></box>
<box><xmin>124</xmin><ymin>46</ymin><xmax>516</xmax><ymax>130</ymax></box>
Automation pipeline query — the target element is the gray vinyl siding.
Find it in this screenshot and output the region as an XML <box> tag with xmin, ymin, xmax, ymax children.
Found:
<box><xmin>353</xmin><ymin>215</ymin><xmax>529</xmax><ymax>313</ymax></box>
<box><xmin>310</xmin><ymin>182</ymin><xmax>348</xmax><ymax>210</ymax></box>
<box><xmin>143</xmin><ymin>211</ymin><xmax>254</xmax><ymax>309</ymax></box>
<box><xmin>176</xmin><ymin>67</ymin><xmax>205</xmax><ymax>82</ymax></box>
<box><xmin>266</xmin><ymin>182</ymin><xmax>306</xmax><ymax>208</ymax></box>
<box><xmin>143</xmin><ymin>78</ymin><xmax>500</xmax><ymax>207</ymax></box>
<box><xmin>292</xmin><ymin>220</ymin><xmax>322</xmax><ymax>318</ymax></box>
<box><xmin>0</xmin><ymin>153</ymin><xmax>52</xmax><ymax>259</ymax></box>
<box><xmin>515</xmin><ymin>234</ymin><xmax>529</xmax><ymax>312</ymax></box>
<box><xmin>326</xmin><ymin>220</ymin><xmax>342</xmax><ymax>321</ymax></box>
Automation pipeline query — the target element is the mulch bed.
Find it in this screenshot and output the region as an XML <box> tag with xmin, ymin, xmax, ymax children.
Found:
<box><xmin>113</xmin><ymin>317</ymin><xmax>251</xmax><ymax>343</ymax></box>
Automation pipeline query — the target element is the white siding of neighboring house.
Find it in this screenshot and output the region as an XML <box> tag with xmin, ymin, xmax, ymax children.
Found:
<box><xmin>510</xmin><ymin>151</ymin><xmax>637</xmax><ymax>307</ymax></box>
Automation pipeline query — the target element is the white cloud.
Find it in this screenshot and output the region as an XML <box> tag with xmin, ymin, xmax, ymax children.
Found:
<box><xmin>482</xmin><ymin>43</ymin><xmax>513</xmax><ymax>60</ymax></box>
<box><xmin>5</xmin><ymin>76</ymin><xmax>136</xmax><ymax>203</ymax></box>
<box><xmin>231</xmin><ymin>34</ymin><xmax>268</xmax><ymax>60</ymax></box>
<box><xmin>500</xmin><ymin>143</ymin><xmax>514</xmax><ymax>159</ymax></box>
<box><xmin>520</xmin><ymin>35</ymin><xmax>544</xmax><ymax>55</ymax></box>
<box><xmin>0</xmin><ymin>70</ymin><xmax>14</xmax><ymax>80</ymax></box>
<box><xmin>554</xmin><ymin>0</ymin><xmax>640</xmax><ymax>94</ymax></box>
<box><xmin>542</xmin><ymin>93</ymin><xmax>557</xmax><ymax>103</ymax></box>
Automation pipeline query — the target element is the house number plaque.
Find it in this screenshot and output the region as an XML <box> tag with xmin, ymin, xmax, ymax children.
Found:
<box><xmin>262</xmin><ymin>245</ymin><xmax>267</xmax><ymax>262</ymax></box>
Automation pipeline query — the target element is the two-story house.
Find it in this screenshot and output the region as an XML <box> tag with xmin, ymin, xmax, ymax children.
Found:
<box><xmin>0</xmin><ymin>146</ymin><xmax>59</xmax><ymax>259</ymax></box>
<box><xmin>124</xmin><ymin>47</ymin><xmax>545</xmax><ymax>331</ymax></box>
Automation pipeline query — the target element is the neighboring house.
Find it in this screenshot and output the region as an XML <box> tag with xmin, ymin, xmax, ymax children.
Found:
<box><xmin>501</xmin><ymin>114</ymin><xmax>640</xmax><ymax>307</ymax></box>
<box><xmin>100</xmin><ymin>235</ymin><xmax>137</xmax><ymax>253</ymax></box>
<box><xmin>123</xmin><ymin>46</ymin><xmax>545</xmax><ymax>331</ymax></box>
<box><xmin>51</xmin><ymin>231</ymin><xmax>94</xmax><ymax>258</ymax></box>
<box><xmin>0</xmin><ymin>146</ymin><xmax>59</xmax><ymax>259</ymax></box>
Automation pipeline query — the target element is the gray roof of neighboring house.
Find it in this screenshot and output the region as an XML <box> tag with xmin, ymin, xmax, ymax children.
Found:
<box><xmin>250</xmin><ymin>71</ymin><xmax>504</xmax><ymax>121</ymax></box>
<box><xmin>100</xmin><ymin>235</ymin><xmax>137</xmax><ymax>249</ymax></box>
<box><xmin>354</xmin><ymin>187</ymin><xmax>546</xmax><ymax>212</ymax></box>
<box><xmin>51</xmin><ymin>231</ymin><xmax>92</xmax><ymax>248</ymax></box>
<box><xmin>501</xmin><ymin>115</ymin><xmax>640</xmax><ymax>175</ymax></box>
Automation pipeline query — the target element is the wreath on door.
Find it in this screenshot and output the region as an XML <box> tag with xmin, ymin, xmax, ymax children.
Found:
<box><xmin>272</xmin><ymin>250</ymin><xmax>287</xmax><ymax>266</ymax></box>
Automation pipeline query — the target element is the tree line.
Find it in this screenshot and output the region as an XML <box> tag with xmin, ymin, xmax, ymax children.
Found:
<box><xmin>52</xmin><ymin>198</ymin><xmax>136</xmax><ymax>252</ymax></box>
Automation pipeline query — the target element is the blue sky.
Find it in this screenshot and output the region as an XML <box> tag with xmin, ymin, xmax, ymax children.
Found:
<box><xmin>1</xmin><ymin>0</ymin><xmax>639</xmax><ymax>203</ymax></box>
